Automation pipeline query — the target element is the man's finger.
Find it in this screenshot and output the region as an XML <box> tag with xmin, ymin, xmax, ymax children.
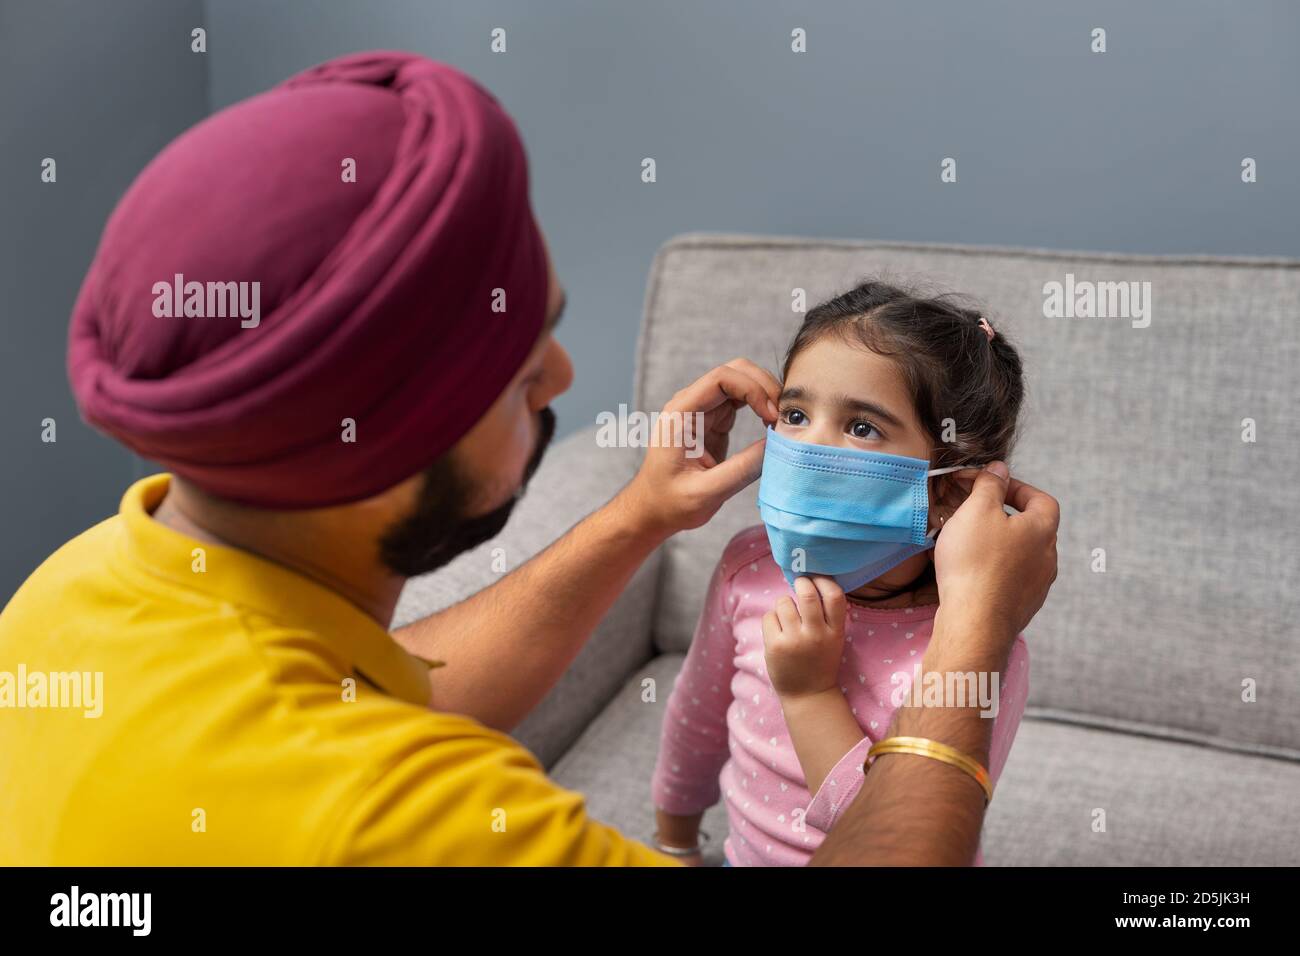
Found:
<box><xmin>708</xmin><ymin>400</ymin><xmax>739</xmax><ymax>434</ymax></box>
<box><xmin>722</xmin><ymin>358</ymin><xmax>782</xmax><ymax>406</ymax></box>
<box><xmin>1006</xmin><ymin>477</ymin><xmax>1060</xmax><ymax>528</ymax></box>
<box><xmin>668</xmin><ymin>364</ymin><xmax>778</xmax><ymax>425</ymax></box>
<box><xmin>692</xmin><ymin>435</ymin><xmax>765</xmax><ymax>493</ymax></box>
<box><xmin>961</xmin><ymin>460</ymin><xmax>1011</xmax><ymax>512</ymax></box>
<box><xmin>945</xmin><ymin>466</ymin><xmax>984</xmax><ymax>488</ymax></box>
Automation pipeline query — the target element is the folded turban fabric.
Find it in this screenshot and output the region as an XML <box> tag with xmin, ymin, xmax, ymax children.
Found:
<box><xmin>68</xmin><ymin>51</ymin><xmax>549</xmax><ymax>508</ymax></box>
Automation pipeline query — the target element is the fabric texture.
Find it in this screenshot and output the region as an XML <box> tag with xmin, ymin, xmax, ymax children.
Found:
<box><xmin>648</xmin><ymin>525</ymin><xmax>1028</xmax><ymax>866</ymax></box>
<box><xmin>67</xmin><ymin>51</ymin><xmax>548</xmax><ymax>509</ymax></box>
<box><xmin>0</xmin><ymin>474</ymin><xmax>676</xmax><ymax>866</ymax></box>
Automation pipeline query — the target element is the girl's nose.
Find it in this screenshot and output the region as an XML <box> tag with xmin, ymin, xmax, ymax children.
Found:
<box><xmin>807</xmin><ymin>423</ymin><xmax>848</xmax><ymax>449</ymax></box>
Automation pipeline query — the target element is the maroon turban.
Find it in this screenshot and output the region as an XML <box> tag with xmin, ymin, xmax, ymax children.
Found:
<box><xmin>68</xmin><ymin>51</ymin><xmax>548</xmax><ymax>508</ymax></box>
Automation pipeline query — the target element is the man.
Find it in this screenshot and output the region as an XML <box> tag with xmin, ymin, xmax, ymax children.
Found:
<box><xmin>0</xmin><ymin>52</ymin><xmax>1058</xmax><ymax>864</ymax></box>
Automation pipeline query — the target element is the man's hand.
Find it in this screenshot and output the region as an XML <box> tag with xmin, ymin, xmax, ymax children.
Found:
<box><xmin>395</xmin><ymin>358</ymin><xmax>780</xmax><ymax>731</ymax></box>
<box><xmin>933</xmin><ymin>461</ymin><xmax>1060</xmax><ymax>642</ymax></box>
<box><xmin>762</xmin><ymin>575</ymin><xmax>847</xmax><ymax>698</ymax></box>
<box><xmin>618</xmin><ymin>358</ymin><xmax>780</xmax><ymax>537</ymax></box>
<box><xmin>808</xmin><ymin>465</ymin><xmax>1060</xmax><ymax>866</ymax></box>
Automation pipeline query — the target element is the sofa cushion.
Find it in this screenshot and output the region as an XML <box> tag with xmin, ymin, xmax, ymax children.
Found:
<box><xmin>634</xmin><ymin>233</ymin><xmax>1300</xmax><ymax>758</ymax></box>
<box><xmin>550</xmin><ymin>653</ymin><xmax>731</xmax><ymax>866</ymax></box>
<box><xmin>983</xmin><ymin>717</ymin><xmax>1300</xmax><ymax>866</ymax></box>
<box><xmin>551</xmin><ymin>652</ymin><xmax>1300</xmax><ymax>865</ymax></box>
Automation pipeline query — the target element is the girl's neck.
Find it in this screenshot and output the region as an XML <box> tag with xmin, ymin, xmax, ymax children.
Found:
<box><xmin>845</xmin><ymin>569</ymin><xmax>939</xmax><ymax>610</ymax></box>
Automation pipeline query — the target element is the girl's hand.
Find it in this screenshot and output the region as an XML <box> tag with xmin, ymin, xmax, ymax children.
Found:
<box><xmin>762</xmin><ymin>575</ymin><xmax>847</xmax><ymax>699</ymax></box>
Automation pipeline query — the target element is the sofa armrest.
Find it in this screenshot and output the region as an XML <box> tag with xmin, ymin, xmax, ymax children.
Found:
<box><xmin>392</xmin><ymin>424</ymin><xmax>662</xmax><ymax>767</ymax></box>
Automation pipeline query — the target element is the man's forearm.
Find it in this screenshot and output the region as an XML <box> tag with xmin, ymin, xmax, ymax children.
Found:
<box><xmin>392</xmin><ymin>486</ymin><xmax>669</xmax><ymax>730</ymax></box>
<box><xmin>809</xmin><ymin>611</ymin><xmax>1011</xmax><ymax>866</ymax></box>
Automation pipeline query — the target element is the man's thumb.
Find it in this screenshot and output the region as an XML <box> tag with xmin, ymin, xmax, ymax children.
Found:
<box><xmin>966</xmin><ymin>460</ymin><xmax>1010</xmax><ymax>509</ymax></box>
<box><xmin>704</xmin><ymin>436</ymin><xmax>766</xmax><ymax>496</ymax></box>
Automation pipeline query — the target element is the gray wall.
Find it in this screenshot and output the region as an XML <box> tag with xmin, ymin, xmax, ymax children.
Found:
<box><xmin>0</xmin><ymin>0</ymin><xmax>207</xmax><ymax>600</ymax></box>
<box><xmin>3</xmin><ymin>0</ymin><xmax>1299</xmax><ymax>600</ymax></box>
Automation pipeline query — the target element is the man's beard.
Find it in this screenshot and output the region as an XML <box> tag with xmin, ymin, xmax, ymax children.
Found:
<box><xmin>378</xmin><ymin>406</ymin><xmax>557</xmax><ymax>578</ymax></box>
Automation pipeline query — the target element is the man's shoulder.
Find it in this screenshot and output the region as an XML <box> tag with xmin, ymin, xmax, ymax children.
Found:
<box><xmin>1</xmin><ymin>513</ymin><xmax>121</xmax><ymax>619</ymax></box>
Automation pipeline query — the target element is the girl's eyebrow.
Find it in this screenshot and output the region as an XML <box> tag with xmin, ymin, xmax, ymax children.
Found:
<box><xmin>780</xmin><ymin>385</ymin><xmax>906</xmax><ymax>429</ymax></box>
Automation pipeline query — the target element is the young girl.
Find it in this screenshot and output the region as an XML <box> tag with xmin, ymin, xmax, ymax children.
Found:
<box><xmin>650</xmin><ymin>280</ymin><xmax>1030</xmax><ymax>866</ymax></box>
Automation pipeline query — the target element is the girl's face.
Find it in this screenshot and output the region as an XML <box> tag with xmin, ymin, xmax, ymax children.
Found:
<box><xmin>776</xmin><ymin>334</ymin><xmax>931</xmax><ymax>458</ymax></box>
<box><xmin>776</xmin><ymin>334</ymin><xmax>951</xmax><ymax>601</ymax></box>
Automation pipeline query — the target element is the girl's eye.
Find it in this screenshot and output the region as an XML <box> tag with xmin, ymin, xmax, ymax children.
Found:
<box><xmin>850</xmin><ymin>420</ymin><xmax>882</xmax><ymax>440</ymax></box>
<box><xmin>783</xmin><ymin>408</ymin><xmax>807</xmax><ymax>426</ymax></box>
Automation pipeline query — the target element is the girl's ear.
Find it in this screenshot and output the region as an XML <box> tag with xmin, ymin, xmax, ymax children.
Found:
<box><xmin>927</xmin><ymin>473</ymin><xmax>969</xmax><ymax>530</ymax></box>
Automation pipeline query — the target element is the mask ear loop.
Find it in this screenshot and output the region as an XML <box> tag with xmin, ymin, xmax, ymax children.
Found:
<box><xmin>925</xmin><ymin>464</ymin><xmax>979</xmax><ymax>478</ymax></box>
<box><xmin>923</xmin><ymin>464</ymin><xmax>984</xmax><ymax>538</ymax></box>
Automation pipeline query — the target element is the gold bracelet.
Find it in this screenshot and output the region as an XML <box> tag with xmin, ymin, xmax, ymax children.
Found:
<box><xmin>863</xmin><ymin>736</ymin><xmax>993</xmax><ymax>805</ymax></box>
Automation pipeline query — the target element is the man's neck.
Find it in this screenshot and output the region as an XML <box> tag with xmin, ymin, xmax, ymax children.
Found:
<box><xmin>150</xmin><ymin>485</ymin><xmax>403</xmax><ymax>626</ymax></box>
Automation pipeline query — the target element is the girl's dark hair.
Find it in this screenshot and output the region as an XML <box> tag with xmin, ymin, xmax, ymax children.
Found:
<box><xmin>781</xmin><ymin>279</ymin><xmax>1024</xmax><ymax>469</ymax></box>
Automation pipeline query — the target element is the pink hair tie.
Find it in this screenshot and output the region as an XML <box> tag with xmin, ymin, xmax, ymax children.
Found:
<box><xmin>977</xmin><ymin>316</ymin><xmax>995</xmax><ymax>341</ymax></box>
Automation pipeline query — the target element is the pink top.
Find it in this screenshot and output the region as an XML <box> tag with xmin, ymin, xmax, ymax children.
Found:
<box><xmin>651</xmin><ymin>525</ymin><xmax>1029</xmax><ymax>866</ymax></box>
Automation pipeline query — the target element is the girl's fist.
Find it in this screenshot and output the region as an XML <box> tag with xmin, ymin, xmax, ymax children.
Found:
<box><xmin>761</xmin><ymin>575</ymin><xmax>847</xmax><ymax>698</ymax></box>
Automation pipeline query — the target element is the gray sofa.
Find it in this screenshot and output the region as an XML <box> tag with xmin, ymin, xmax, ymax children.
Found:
<box><xmin>393</xmin><ymin>233</ymin><xmax>1300</xmax><ymax>866</ymax></box>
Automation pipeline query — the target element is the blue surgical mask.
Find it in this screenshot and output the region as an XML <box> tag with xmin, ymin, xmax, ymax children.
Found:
<box><xmin>757</xmin><ymin>426</ymin><xmax>969</xmax><ymax>592</ymax></box>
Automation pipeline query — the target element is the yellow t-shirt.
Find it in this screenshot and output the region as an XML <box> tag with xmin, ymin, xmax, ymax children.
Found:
<box><xmin>0</xmin><ymin>475</ymin><xmax>677</xmax><ymax>866</ymax></box>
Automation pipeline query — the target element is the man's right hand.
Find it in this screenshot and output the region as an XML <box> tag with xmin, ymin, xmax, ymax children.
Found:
<box><xmin>933</xmin><ymin>461</ymin><xmax>1060</xmax><ymax>644</ymax></box>
<box><xmin>618</xmin><ymin>358</ymin><xmax>781</xmax><ymax>539</ymax></box>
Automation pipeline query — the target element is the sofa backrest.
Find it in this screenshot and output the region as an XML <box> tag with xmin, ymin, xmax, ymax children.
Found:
<box><xmin>636</xmin><ymin>233</ymin><xmax>1299</xmax><ymax>758</ymax></box>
